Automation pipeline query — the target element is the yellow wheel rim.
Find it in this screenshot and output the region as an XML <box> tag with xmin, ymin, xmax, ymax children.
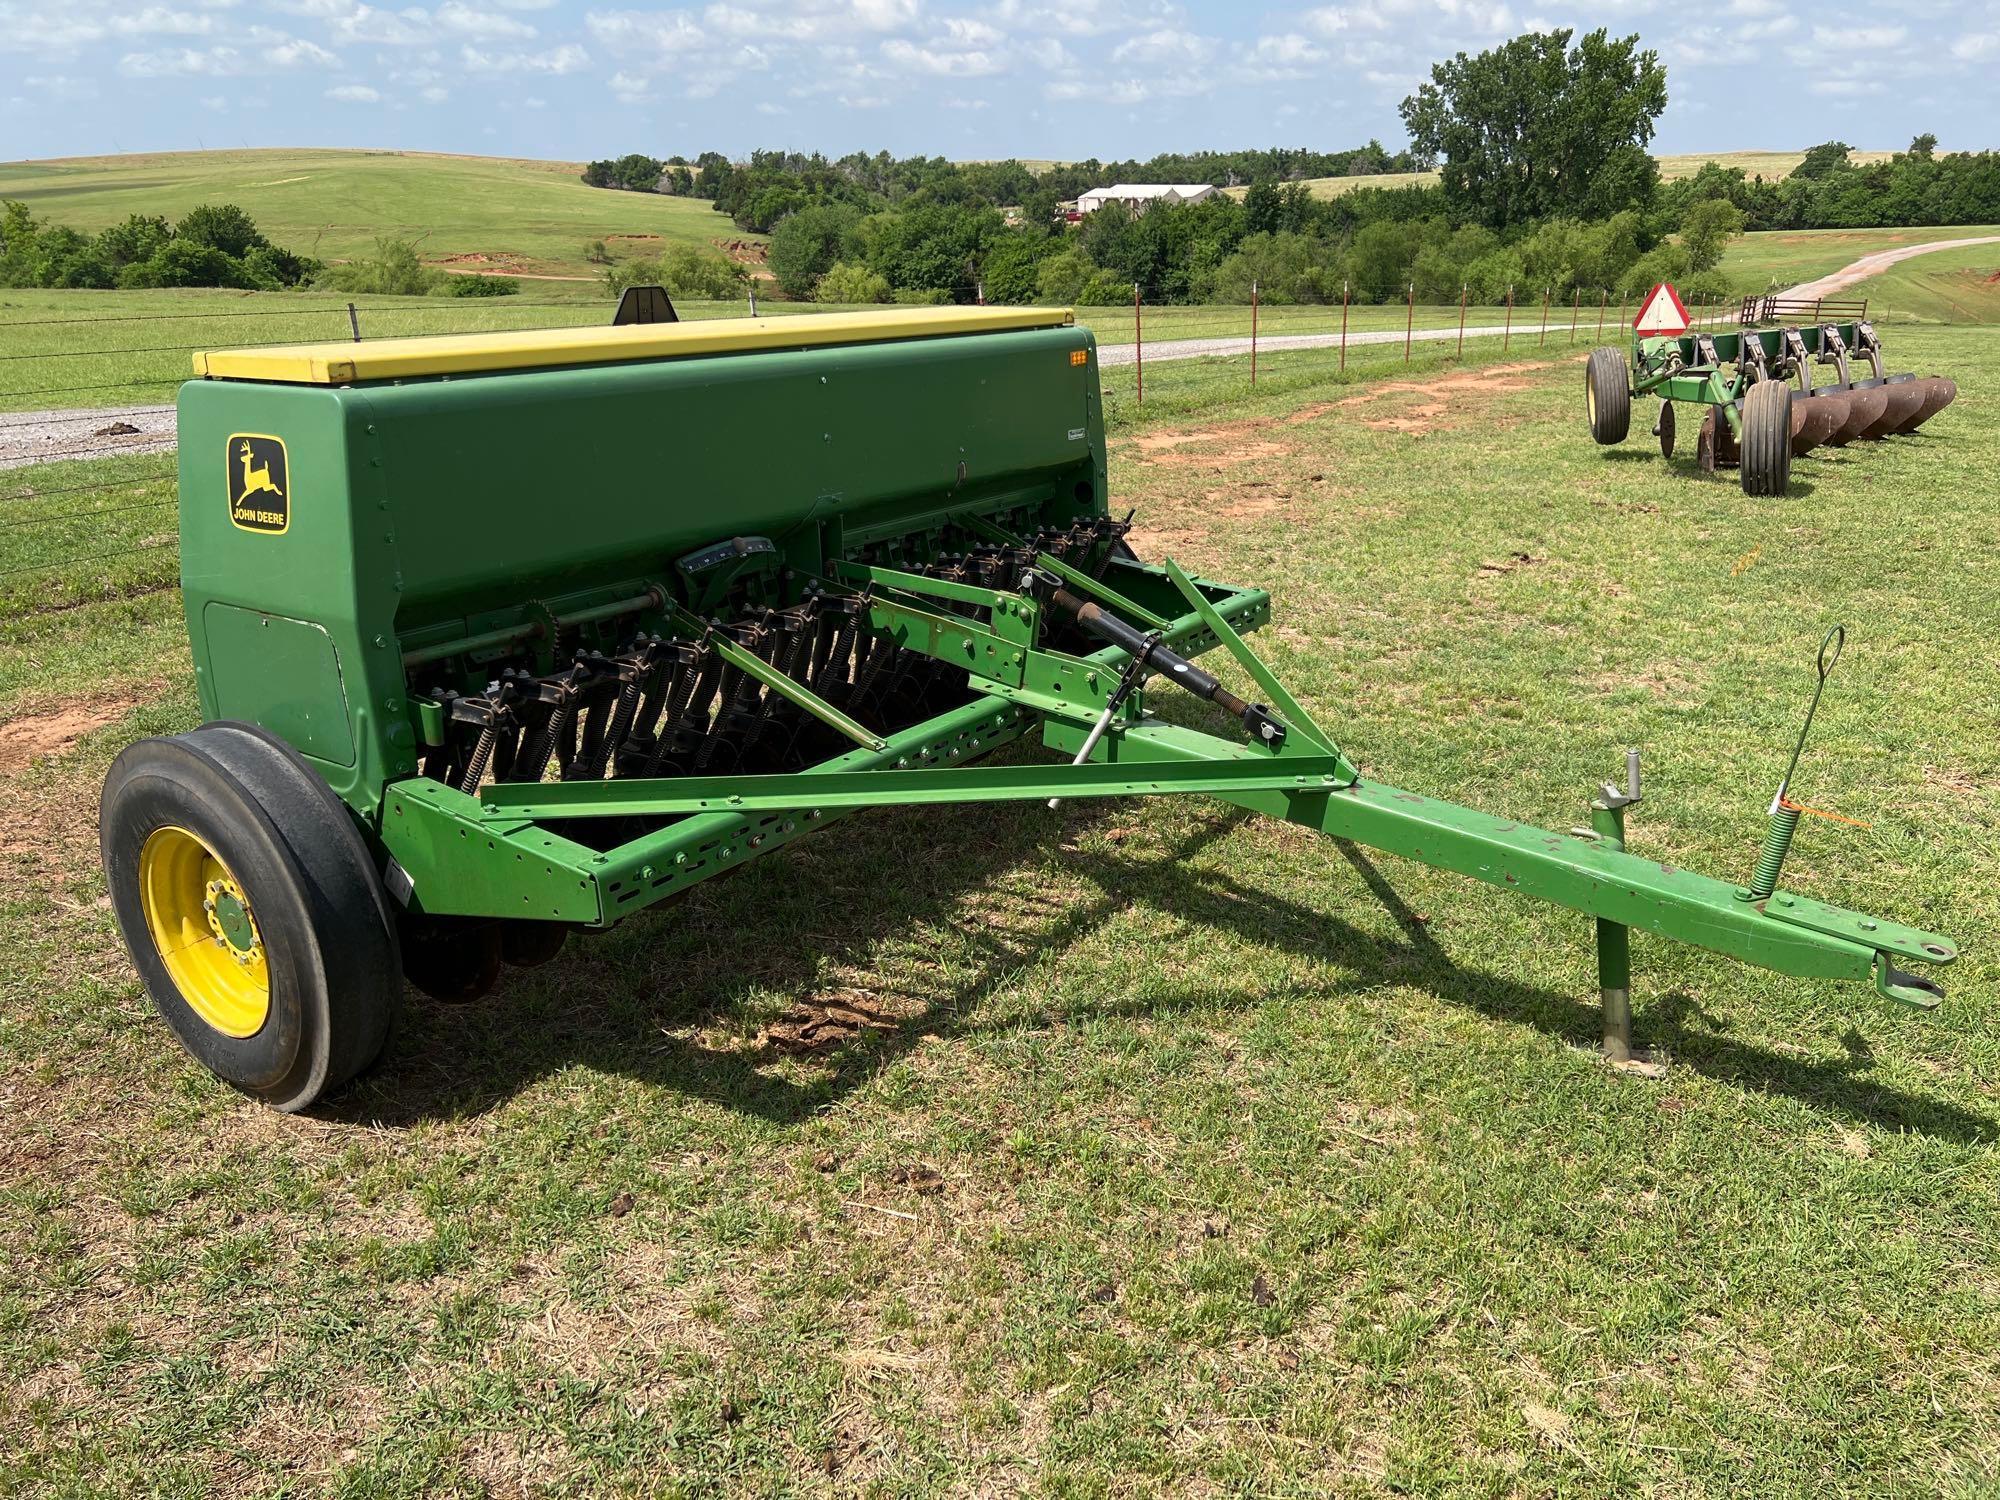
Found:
<box><xmin>1587</xmin><ymin>380</ymin><xmax>1597</xmax><ymax>424</ymax></box>
<box><xmin>138</xmin><ymin>825</ymin><xmax>270</xmax><ymax>1038</ymax></box>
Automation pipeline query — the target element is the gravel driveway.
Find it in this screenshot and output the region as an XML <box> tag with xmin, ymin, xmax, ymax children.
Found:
<box><xmin>0</xmin><ymin>404</ymin><xmax>178</xmax><ymax>473</ymax></box>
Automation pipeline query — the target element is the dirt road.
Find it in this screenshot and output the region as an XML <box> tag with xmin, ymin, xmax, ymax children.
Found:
<box><xmin>1777</xmin><ymin>235</ymin><xmax>2000</xmax><ymax>301</ymax></box>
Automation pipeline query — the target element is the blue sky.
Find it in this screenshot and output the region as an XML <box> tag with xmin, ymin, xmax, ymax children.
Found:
<box><xmin>0</xmin><ymin>0</ymin><xmax>1988</xmax><ymax>164</ymax></box>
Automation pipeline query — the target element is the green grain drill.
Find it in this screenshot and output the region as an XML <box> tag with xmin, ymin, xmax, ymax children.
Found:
<box><xmin>99</xmin><ymin>304</ymin><xmax>1957</xmax><ymax>1110</ymax></box>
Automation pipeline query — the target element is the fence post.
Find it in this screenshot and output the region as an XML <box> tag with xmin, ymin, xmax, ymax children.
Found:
<box><xmin>1597</xmin><ymin>289</ymin><xmax>1607</xmax><ymax>340</ymax></box>
<box><xmin>1404</xmin><ymin>281</ymin><xmax>1414</xmax><ymax>365</ymax></box>
<box><xmin>748</xmin><ymin>285</ymin><xmax>758</xmax><ymax>316</ymax></box>
<box><xmin>1457</xmin><ymin>283</ymin><xmax>1467</xmax><ymax>358</ymax></box>
<box><xmin>1134</xmin><ymin>282</ymin><xmax>1143</xmax><ymax>407</ymax></box>
<box><xmin>1538</xmin><ymin>286</ymin><xmax>1551</xmax><ymax>347</ymax></box>
<box><xmin>347</xmin><ymin>302</ymin><xmax>361</xmax><ymax>342</ymax></box>
<box><xmin>1250</xmin><ymin>279</ymin><xmax>1259</xmax><ymax>385</ymax></box>
<box><xmin>1503</xmin><ymin>286</ymin><xmax>1513</xmax><ymax>352</ymax></box>
<box><xmin>1339</xmin><ymin>279</ymin><xmax>1350</xmax><ymax>373</ymax></box>
<box><xmin>1569</xmin><ymin>287</ymin><xmax>1580</xmax><ymax>344</ymax></box>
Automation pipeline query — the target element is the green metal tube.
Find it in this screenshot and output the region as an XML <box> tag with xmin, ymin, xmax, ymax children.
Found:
<box><xmin>1591</xmin><ymin>801</ymin><xmax>1633</xmax><ymax>1062</ymax></box>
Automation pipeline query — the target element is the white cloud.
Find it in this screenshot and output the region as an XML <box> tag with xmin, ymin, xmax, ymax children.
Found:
<box><xmin>434</xmin><ymin>1</ymin><xmax>536</xmax><ymax>38</ymax></box>
<box><xmin>1238</xmin><ymin>32</ymin><xmax>1327</xmax><ymax>79</ymax></box>
<box><xmin>881</xmin><ymin>36</ymin><xmax>1002</xmax><ymax>75</ymax></box>
<box><xmin>939</xmin><ymin>16</ymin><xmax>1002</xmax><ymax>46</ymax></box>
<box><xmin>118</xmin><ymin>36</ymin><xmax>333</xmax><ymax>74</ymax></box>
<box><xmin>585</xmin><ymin>9</ymin><xmax>704</xmax><ymax>54</ymax></box>
<box><xmin>1110</xmin><ymin>28</ymin><xmax>1214</xmax><ymax>66</ymax></box>
<box><xmin>325</xmin><ymin>81</ymin><xmax>379</xmax><ymax>99</ymax></box>
<box><xmin>112</xmin><ymin>8</ymin><xmax>219</xmax><ymax>36</ymax></box>
<box><xmin>1809</xmin><ymin>76</ymin><xmax>1885</xmax><ymax>95</ymax></box>
<box><xmin>459</xmin><ymin>40</ymin><xmax>585</xmax><ymax>69</ymax></box>
<box><xmin>1955</xmin><ymin>32</ymin><xmax>2000</xmax><ymax>60</ymax></box>
<box><xmin>607</xmin><ymin>67</ymin><xmax>650</xmax><ymax>98</ymax></box>
<box><xmin>23</xmin><ymin>72</ymin><xmax>100</xmax><ymax>98</ymax></box>
<box><xmin>1810</xmin><ymin>22</ymin><xmax>1906</xmax><ymax>49</ymax></box>
<box><xmin>419</xmin><ymin>82</ymin><xmax>448</xmax><ymax>99</ymax></box>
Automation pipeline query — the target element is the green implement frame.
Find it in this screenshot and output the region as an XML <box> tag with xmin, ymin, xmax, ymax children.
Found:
<box><xmin>378</xmin><ymin>543</ymin><xmax>1955</xmax><ymax>1065</ymax></box>
<box><xmin>1628</xmin><ymin>322</ymin><xmax>1867</xmax><ymax>429</ymax></box>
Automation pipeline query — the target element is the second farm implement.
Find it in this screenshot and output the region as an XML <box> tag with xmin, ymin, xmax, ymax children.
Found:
<box><xmin>100</xmin><ymin>304</ymin><xmax>1956</xmax><ymax>1109</ymax></box>
<box><xmin>1586</xmin><ymin>286</ymin><xmax>1956</xmax><ymax>495</ymax></box>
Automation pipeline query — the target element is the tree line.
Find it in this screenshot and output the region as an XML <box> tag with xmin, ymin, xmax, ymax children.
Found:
<box><xmin>0</xmin><ymin>204</ymin><xmax>519</xmax><ymax>297</ymax></box>
<box><xmin>581</xmin><ymin>143</ymin><xmax>1428</xmax><ymax>233</ymax></box>
<box><xmin>1660</xmin><ymin>138</ymin><xmax>2000</xmax><ymax>230</ymax></box>
<box><xmin>579</xmin><ymin>25</ymin><xmax>1999</xmax><ymax>312</ymax></box>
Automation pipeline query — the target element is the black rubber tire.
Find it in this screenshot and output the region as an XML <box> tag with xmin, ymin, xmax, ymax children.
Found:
<box><xmin>1658</xmin><ymin>400</ymin><xmax>1676</xmax><ymax>459</ymax></box>
<box><xmin>100</xmin><ymin>721</ymin><xmax>400</xmax><ymax>1112</ymax></box>
<box><xmin>1740</xmin><ymin>380</ymin><xmax>1794</xmax><ymax>497</ymax></box>
<box><xmin>1586</xmin><ymin>347</ymin><xmax>1630</xmax><ymax>444</ymax></box>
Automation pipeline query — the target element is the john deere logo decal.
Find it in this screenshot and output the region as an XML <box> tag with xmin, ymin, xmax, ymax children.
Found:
<box><xmin>227</xmin><ymin>434</ymin><xmax>289</xmax><ymax>534</ymax></box>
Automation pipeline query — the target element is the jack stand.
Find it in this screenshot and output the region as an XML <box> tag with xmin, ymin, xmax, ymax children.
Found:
<box><xmin>1592</xmin><ymin>750</ymin><xmax>1666</xmax><ymax>1078</ymax></box>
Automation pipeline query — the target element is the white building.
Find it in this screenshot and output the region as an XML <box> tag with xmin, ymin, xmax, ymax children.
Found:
<box><xmin>1074</xmin><ymin>183</ymin><xmax>1218</xmax><ymax>216</ymax></box>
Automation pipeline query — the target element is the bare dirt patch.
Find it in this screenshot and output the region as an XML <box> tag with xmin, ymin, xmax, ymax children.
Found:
<box><xmin>759</xmin><ymin>991</ymin><xmax>899</xmax><ymax>1055</ymax></box>
<box><xmin>0</xmin><ymin>684</ymin><xmax>160</xmax><ymax>776</ymax></box>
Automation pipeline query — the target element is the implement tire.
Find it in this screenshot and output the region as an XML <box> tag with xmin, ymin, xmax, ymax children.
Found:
<box><xmin>1586</xmin><ymin>347</ymin><xmax>1631</xmax><ymax>444</ymax></box>
<box><xmin>1740</xmin><ymin>380</ymin><xmax>1794</xmax><ymax>497</ymax></box>
<box><xmin>101</xmin><ymin>721</ymin><xmax>400</xmax><ymax>1112</ymax></box>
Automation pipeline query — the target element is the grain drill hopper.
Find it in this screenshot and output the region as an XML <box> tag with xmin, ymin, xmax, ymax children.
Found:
<box><xmin>1587</xmin><ymin>315</ymin><xmax>1955</xmax><ymax>495</ymax></box>
<box><xmin>100</xmin><ymin>306</ymin><xmax>1956</xmax><ymax>1110</ymax></box>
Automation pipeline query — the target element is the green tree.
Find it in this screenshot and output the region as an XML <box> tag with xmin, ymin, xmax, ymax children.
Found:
<box><xmin>175</xmin><ymin>203</ymin><xmax>267</xmax><ymax>258</ymax></box>
<box><xmin>1678</xmin><ymin>196</ymin><xmax>1744</xmax><ymax>274</ymax></box>
<box><xmin>603</xmin><ymin>243</ymin><xmax>746</xmax><ymax>299</ymax></box>
<box><xmin>815</xmin><ymin>261</ymin><xmax>890</xmax><ymax>303</ymax></box>
<box><xmin>98</xmin><ymin>214</ymin><xmax>172</xmax><ymax>269</ymax></box>
<box><xmin>1035</xmin><ymin>247</ymin><xmax>1098</xmax><ymax>304</ymax></box>
<box><xmin>1795</xmin><ymin>141</ymin><xmax>1853</xmax><ymax>180</ymax></box>
<box><xmin>769</xmin><ymin>203</ymin><xmax>863</xmax><ymax>299</ymax></box>
<box><xmin>1241</xmin><ymin>179</ymin><xmax>1282</xmax><ymax>236</ymax></box>
<box><xmin>1399</xmin><ymin>28</ymin><xmax>1667</xmax><ymax>228</ymax></box>
<box><xmin>863</xmin><ymin>202</ymin><xmax>998</xmax><ymax>301</ymax></box>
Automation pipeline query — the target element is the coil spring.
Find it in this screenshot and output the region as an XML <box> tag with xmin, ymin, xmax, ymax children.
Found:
<box><xmin>1748</xmin><ymin>802</ymin><xmax>1802</xmax><ymax>901</ymax></box>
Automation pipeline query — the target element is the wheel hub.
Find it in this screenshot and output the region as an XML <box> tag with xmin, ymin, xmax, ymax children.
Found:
<box><xmin>204</xmin><ymin>878</ymin><xmax>262</xmax><ymax>962</ymax></box>
<box><xmin>138</xmin><ymin>826</ymin><xmax>271</xmax><ymax>1038</ymax></box>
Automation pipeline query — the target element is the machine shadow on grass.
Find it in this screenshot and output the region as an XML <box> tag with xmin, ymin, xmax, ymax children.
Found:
<box><xmin>332</xmin><ymin>789</ymin><xmax>1996</xmax><ymax>1147</ymax></box>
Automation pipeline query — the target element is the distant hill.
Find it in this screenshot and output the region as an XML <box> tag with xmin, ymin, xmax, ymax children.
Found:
<box><xmin>0</xmin><ymin>149</ymin><xmax>759</xmax><ymax>279</ymax></box>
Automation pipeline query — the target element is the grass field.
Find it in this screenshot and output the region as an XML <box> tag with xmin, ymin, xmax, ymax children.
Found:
<box><xmin>1</xmin><ymin>319</ymin><xmax>1996</xmax><ymax>1494</ymax></box>
<box><xmin>0</xmin><ymin>150</ymin><xmax>759</xmax><ymax>279</ymax></box>
<box><xmin>1225</xmin><ymin>150</ymin><xmax>1904</xmax><ymax>202</ymax></box>
<box><xmin>1843</xmin><ymin>239</ymin><xmax>2000</xmax><ymax>324</ymax></box>
<box><xmin>0</xmin><ymin>288</ymin><xmax>1670</xmax><ymax>417</ymax></box>
<box><xmin>1721</xmin><ymin>225</ymin><xmax>2000</xmax><ymax>297</ymax></box>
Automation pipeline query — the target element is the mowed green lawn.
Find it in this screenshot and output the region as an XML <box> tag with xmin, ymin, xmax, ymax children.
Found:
<box><xmin>1</xmin><ymin>330</ymin><xmax>1997</xmax><ymax>1496</ymax></box>
<box><xmin>0</xmin><ymin>150</ymin><xmax>757</xmax><ymax>278</ymax></box>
